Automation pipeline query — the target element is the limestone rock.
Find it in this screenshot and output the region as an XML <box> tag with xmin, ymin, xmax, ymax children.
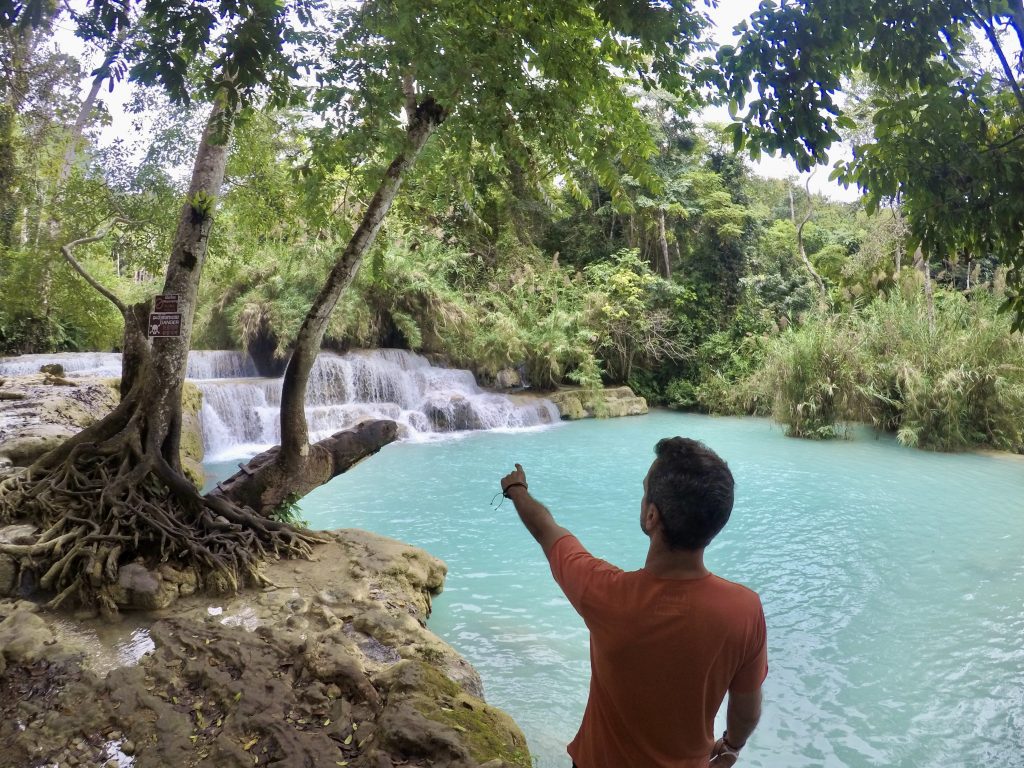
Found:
<box><xmin>113</xmin><ymin>563</ymin><xmax>180</xmax><ymax>610</ymax></box>
<box><xmin>548</xmin><ymin>385</ymin><xmax>648</xmax><ymax>420</ymax></box>
<box><xmin>0</xmin><ymin>609</ymin><xmax>55</xmax><ymax>662</ymax></box>
<box><xmin>0</xmin><ymin>424</ymin><xmax>76</xmax><ymax>466</ymax></box>
<box><xmin>494</xmin><ymin>368</ymin><xmax>523</xmax><ymax>390</ymax></box>
<box><xmin>424</xmin><ymin>395</ymin><xmax>483</xmax><ymax>431</ymax></box>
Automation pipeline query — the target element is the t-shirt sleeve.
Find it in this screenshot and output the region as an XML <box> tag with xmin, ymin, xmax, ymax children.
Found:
<box><xmin>546</xmin><ymin>534</ymin><xmax>622</xmax><ymax>615</ymax></box>
<box><xmin>729</xmin><ymin>602</ymin><xmax>768</xmax><ymax>694</ymax></box>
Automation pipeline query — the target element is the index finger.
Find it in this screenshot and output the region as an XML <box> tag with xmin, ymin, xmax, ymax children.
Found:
<box><xmin>515</xmin><ymin>463</ymin><xmax>523</xmax><ymax>472</ymax></box>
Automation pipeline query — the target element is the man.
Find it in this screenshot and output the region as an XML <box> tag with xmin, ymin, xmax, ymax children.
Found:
<box><xmin>499</xmin><ymin>437</ymin><xmax>766</xmax><ymax>768</ymax></box>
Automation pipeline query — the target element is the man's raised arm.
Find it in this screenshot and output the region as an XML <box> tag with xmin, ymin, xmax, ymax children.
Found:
<box><xmin>500</xmin><ymin>463</ymin><xmax>572</xmax><ymax>556</ymax></box>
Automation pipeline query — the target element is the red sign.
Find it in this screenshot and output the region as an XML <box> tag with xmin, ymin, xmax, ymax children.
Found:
<box><xmin>149</xmin><ymin>312</ymin><xmax>182</xmax><ymax>337</ymax></box>
<box><xmin>154</xmin><ymin>294</ymin><xmax>180</xmax><ymax>313</ymax></box>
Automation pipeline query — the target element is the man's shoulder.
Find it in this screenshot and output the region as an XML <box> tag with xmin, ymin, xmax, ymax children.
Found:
<box><xmin>705</xmin><ymin>573</ymin><xmax>763</xmax><ymax>607</ymax></box>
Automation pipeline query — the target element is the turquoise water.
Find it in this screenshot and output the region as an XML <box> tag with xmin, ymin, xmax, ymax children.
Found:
<box><xmin>208</xmin><ymin>412</ymin><xmax>1024</xmax><ymax>767</ymax></box>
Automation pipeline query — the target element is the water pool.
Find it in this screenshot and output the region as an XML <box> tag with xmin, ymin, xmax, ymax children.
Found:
<box><xmin>208</xmin><ymin>412</ymin><xmax>1024</xmax><ymax>767</ymax></box>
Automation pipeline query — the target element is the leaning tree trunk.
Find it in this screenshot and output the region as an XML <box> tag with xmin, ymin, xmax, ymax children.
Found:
<box><xmin>0</xmin><ymin>102</ymin><xmax>317</xmax><ymax>613</ymax></box>
<box><xmin>214</xmin><ymin>98</ymin><xmax>447</xmax><ymax>514</ymax></box>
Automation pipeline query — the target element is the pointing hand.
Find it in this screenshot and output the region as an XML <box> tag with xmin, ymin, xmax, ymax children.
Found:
<box><xmin>500</xmin><ymin>463</ymin><xmax>528</xmax><ymax>496</ymax></box>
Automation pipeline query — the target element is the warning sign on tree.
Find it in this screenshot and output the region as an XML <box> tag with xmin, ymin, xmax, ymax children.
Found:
<box><xmin>154</xmin><ymin>294</ymin><xmax>180</xmax><ymax>313</ymax></box>
<box><xmin>149</xmin><ymin>312</ymin><xmax>182</xmax><ymax>337</ymax></box>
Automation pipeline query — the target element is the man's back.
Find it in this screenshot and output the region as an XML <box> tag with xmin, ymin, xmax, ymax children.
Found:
<box><xmin>549</xmin><ymin>534</ymin><xmax>767</xmax><ymax>768</ymax></box>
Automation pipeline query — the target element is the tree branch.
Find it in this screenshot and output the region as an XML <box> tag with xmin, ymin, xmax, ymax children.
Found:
<box><xmin>1000</xmin><ymin>0</ymin><xmax>1024</xmax><ymax>66</ymax></box>
<box><xmin>402</xmin><ymin>72</ymin><xmax>418</xmax><ymax>126</ymax></box>
<box><xmin>797</xmin><ymin>173</ymin><xmax>827</xmax><ymax>302</ymax></box>
<box><xmin>971</xmin><ymin>5</ymin><xmax>1024</xmax><ymax>114</ymax></box>
<box><xmin>60</xmin><ymin>218</ymin><xmax>137</xmax><ymax>315</ymax></box>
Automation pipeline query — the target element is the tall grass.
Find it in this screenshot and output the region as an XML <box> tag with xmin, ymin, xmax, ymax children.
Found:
<box><xmin>724</xmin><ymin>289</ymin><xmax>1024</xmax><ymax>452</ymax></box>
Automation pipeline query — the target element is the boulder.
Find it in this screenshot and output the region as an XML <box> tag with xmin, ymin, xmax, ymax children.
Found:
<box><xmin>424</xmin><ymin>395</ymin><xmax>483</xmax><ymax>431</ymax></box>
<box><xmin>548</xmin><ymin>386</ymin><xmax>648</xmax><ymax>420</ymax></box>
<box><xmin>0</xmin><ymin>424</ymin><xmax>76</xmax><ymax>466</ymax></box>
<box><xmin>494</xmin><ymin>368</ymin><xmax>523</xmax><ymax>390</ymax></box>
<box><xmin>110</xmin><ymin>562</ymin><xmax>180</xmax><ymax>610</ymax></box>
<box><xmin>0</xmin><ymin>525</ymin><xmax>36</xmax><ymax>598</ymax></box>
<box><xmin>0</xmin><ymin>609</ymin><xmax>55</xmax><ymax>663</ymax></box>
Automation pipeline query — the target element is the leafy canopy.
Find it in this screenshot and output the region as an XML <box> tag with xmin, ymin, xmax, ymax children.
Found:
<box><xmin>713</xmin><ymin>0</ymin><xmax>1024</xmax><ymax>327</ymax></box>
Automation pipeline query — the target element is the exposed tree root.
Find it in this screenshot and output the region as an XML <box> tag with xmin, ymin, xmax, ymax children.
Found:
<box><xmin>0</xmin><ymin>425</ymin><xmax>323</xmax><ymax>612</ymax></box>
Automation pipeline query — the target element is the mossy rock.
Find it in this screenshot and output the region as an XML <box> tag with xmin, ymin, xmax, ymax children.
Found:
<box><xmin>375</xmin><ymin>660</ymin><xmax>531</xmax><ymax>768</ymax></box>
<box><xmin>179</xmin><ymin>381</ymin><xmax>205</xmax><ymax>487</ymax></box>
<box><xmin>549</xmin><ymin>386</ymin><xmax>648</xmax><ymax>420</ymax></box>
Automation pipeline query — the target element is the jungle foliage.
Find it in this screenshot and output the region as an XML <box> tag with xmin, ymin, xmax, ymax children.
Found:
<box><xmin>2</xmin><ymin>2</ymin><xmax>1023</xmax><ymax>459</ymax></box>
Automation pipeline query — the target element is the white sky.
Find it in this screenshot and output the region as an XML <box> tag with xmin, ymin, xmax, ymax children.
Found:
<box><xmin>56</xmin><ymin>0</ymin><xmax>860</xmax><ymax>201</ymax></box>
<box><xmin>700</xmin><ymin>0</ymin><xmax>860</xmax><ymax>201</ymax></box>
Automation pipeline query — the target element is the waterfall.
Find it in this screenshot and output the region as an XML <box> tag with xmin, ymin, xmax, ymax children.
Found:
<box><xmin>0</xmin><ymin>350</ymin><xmax>256</xmax><ymax>379</ymax></box>
<box><xmin>186</xmin><ymin>350</ymin><xmax>258</xmax><ymax>379</ymax></box>
<box><xmin>1</xmin><ymin>348</ymin><xmax>560</xmax><ymax>460</ymax></box>
<box><xmin>196</xmin><ymin>349</ymin><xmax>560</xmax><ymax>459</ymax></box>
<box><xmin>0</xmin><ymin>351</ymin><xmax>123</xmax><ymax>377</ymax></box>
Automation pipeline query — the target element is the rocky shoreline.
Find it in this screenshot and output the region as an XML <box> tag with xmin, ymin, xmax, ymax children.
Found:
<box><xmin>0</xmin><ymin>529</ymin><xmax>530</xmax><ymax>768</ymax></box>
<box><xmin>0</xmin><ymin>355</ymin><xmax>648</xmax><ymax>768</ymax></box>
<box><xmin>0</xmin><ymin>362</ymin><xmax>531</xmax><ymax>767</ymax></box>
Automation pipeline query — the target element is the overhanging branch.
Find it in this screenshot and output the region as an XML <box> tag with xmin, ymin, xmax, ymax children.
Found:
<box><xmin>60</xmin><ymin>218</ymin><xmax>137</xmax><ymax>316</ymax></box>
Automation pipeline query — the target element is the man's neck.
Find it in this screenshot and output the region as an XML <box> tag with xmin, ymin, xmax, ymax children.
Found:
<box><xmin>643</xmin><ymin>542</ymin><xmax>710</xmax><ymax>580</ymax></box>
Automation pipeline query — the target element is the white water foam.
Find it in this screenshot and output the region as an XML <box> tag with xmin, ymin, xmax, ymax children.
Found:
<box><xmin>0</xmin><ymin>349</ymin><xmax>257</xmax><ymax>379</ymax></box>
<box><xmin>1</xmin><ymin>348</ymin><xmax>560</xmax><ymax>461</ymax></box>
<box><xmin>198</xmin><ymin>349</ymin><xmax>560</xmax><ymax>460</ymax></box>
<box><xmin>0</xmin><ymin>351</ymin><xmax>123</xmax><ymax>377</ymax></box>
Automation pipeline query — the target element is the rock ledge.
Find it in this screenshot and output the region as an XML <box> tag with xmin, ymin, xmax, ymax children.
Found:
<box><xmin>0</xmin><ymin>529</ymin><xmax>531</xmax><ymax>768</ymax></box>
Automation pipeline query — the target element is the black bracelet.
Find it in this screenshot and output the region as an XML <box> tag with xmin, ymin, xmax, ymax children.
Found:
<box><xmin>502</xmin><ymin>482</ymin><xmax>528</xmax><ymax>498</ymax></box>
<box><xmin>722</xmin><ymin>732</ymin><xmax>743</xmax><ymax>752</ymax></box>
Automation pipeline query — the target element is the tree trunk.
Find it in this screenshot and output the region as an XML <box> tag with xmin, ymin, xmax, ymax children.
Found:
<box><xmin>39</xmin><ymin>39</ymin><xmax>120</xmax><ymax>328</ymax></box>
<box><xmin>59</xmin><ymin>71</ymin><xmax>104</xmax><ymax>184</ymax></box>
<box><xmin>277</xmin><ymin>97</ymin><xmax>446</xmax><ymax>469</ymax></box>
<box><xmin>0</xmin><ymin>104</ymin><xmax>16</xmax><ymax>248</ymax></box>
<box><xmin>208</xmin><ymin>420</ymin><xmax>398</xmax><ymax>514</ymax></box>
<box><xmin>657</xmin><ymin>208</ymin><xmax>671</xmax><ymax>279</ymax></box>
<box><xmin>796</xmin><ymin>176</ymin><xmax>827</xmax><ymax>304</ymax></box>
<box><xmin>0</xmin><ymin>102</ymin><xmax>322</xmax><ymax>613</ymax></box>
<box><xmin>914</xmin><ymin>247</ymin><xmax>935</xmax><ymax>333</ymax></box>
<box><xmin>143</xmin><ymin>104</ymin><xmax>233</xmax><ymax>466</ymax></box>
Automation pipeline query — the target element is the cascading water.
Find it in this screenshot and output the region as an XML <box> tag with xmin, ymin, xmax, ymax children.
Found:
<box><xmin>1</xmin><ymin>348</ymin><xmax>560</xmax><ymax>460</ymax></box>
<box><xmin>0</xmin><ymin>351</ymin><xmax>124</xmax><ymax>377</ymax></box>
<box><xmin>195</xmin><ymin>349</ymin><xmax>561</xmax><ymax>459</ymax></box>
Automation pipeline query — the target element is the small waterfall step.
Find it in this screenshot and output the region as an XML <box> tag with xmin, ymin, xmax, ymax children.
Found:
<box><xmin>0</xmin><ymin>350</ymin><xmax>260</xmax><ymax>379</ymax></box>
<box><xmin>198</xmin><ymin>349</ymin><xmax>560</xmax><ymax>459</ymax></box>
<box><xmin>1</xmin><ymin>349</ymin><xmax>560</xmax><ymax>461</ymax></box>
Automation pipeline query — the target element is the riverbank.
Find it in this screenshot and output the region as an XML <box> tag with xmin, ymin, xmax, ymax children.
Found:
<box><xmin>0</xmin><ymin>528</ymin><xmax>530</xmax><ymax>768</ymax></box>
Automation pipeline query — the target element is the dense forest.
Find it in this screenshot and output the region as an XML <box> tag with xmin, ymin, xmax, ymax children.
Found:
<box><xmin>3</xmin><ymin>3</ymin><xmax>1022</xmax><ymax>457</ymax></box>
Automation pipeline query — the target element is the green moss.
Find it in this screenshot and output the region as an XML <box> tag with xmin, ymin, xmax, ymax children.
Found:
<box><xmin>409</xmin><ymin>663</ymin><xmax>532</xmax><ymax>768</ymax></box>
<box><xmin>179</xmin><ymin>382</ymin><xmax>205</xmax><ymax>466</ymax></box>
<box><xmin>181</xmin><ymin>381</ymin><xmax>203</xmax><ymax>418</ymax></box>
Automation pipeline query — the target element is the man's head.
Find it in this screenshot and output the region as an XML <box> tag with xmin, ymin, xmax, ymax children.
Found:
<box><xmin>641</xmin><ymin>437</ymin><xmax>734</xmax><ymax>551</ymax></box>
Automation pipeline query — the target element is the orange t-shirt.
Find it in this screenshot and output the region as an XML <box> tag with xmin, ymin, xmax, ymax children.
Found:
<box><xmin>548</xmin><ymin>534</ymin><xmax>768</xmax><ymax>768</ymax></box>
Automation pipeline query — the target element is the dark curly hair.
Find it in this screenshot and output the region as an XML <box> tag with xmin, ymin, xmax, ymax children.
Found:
<box><xmin>646</xmin><ymin>437</ymin><xmax>734</xmax><ymax>550</ymax></box>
